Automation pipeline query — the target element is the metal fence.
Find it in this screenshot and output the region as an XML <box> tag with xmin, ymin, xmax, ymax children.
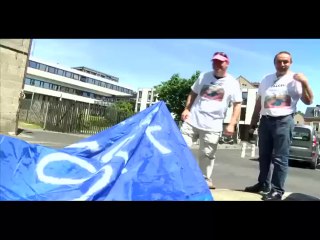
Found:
<box><xmin>18</xmin><ymin>98</ymin><xmax>133</xmax><ymax>135</ymax></box>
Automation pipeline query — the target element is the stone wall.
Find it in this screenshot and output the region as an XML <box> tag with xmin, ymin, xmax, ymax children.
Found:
<box><xmin>0</xmin><ymin>39</ymin><xmax>31</xmax><ymax>134</ymax></box>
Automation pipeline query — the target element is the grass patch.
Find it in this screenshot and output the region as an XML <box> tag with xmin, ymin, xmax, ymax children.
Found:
<box><xmin>18</xmin><ymin>121</ymin><xmax>42</xmax><ymax>130</ymax></box>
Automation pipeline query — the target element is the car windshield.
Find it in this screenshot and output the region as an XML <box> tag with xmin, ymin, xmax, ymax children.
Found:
<box><xmin>292</xmin><ymin>127</ymin><xmax>311</xmax><ymax>141</ymax></box>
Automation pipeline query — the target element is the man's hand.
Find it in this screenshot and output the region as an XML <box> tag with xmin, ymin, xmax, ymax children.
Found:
<box><xmin>181</xmin><ymin>109</ymin><xmax>190</xmax><ymax>121</ymax></box>
<box><xmin>293</xmin><ymin>73</ymin><xmax>308</xmax><ymax>85</ymax></box>
<box><xmin>294</xmin><ymin>73</ymin><xmax>313</xmax><ymax>105</ymax></box>
<box><xmin>248</xmin><ymin>125</ymin><xmax>256</xmax><ymax>134</ymax></box>
<box><xmin>224</xmin><ymin>123</ymin><xmax>235</xmax><ymax>136</ymax></box>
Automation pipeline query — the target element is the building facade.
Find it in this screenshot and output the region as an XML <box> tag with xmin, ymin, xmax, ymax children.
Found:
<box><xmin>304</xmin><ymin>105</ymin><xmax>320</xmax><ymax>132</ymax></box>
<box><xmin>294</xmin><ymin>113</ymin><xmax>305</xmax><ymax>125</ymax></box>
<box><xmin>23</xmin><ymin>56</ymin><xmax>136</xmax><ymax>105</ymax></box>
<box><xmin>223</xmin><ymin>76</ymin><xmax>259</xmax><ymax>142</ymax></box>
<box><xmin>135</xmin><ymin>88</ymin><xmax>158</xmax><ymax>112</ymax></box>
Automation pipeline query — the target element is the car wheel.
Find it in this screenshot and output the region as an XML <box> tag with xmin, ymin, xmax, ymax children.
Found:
<box><xmin>310</xmin><ymin>158</ymin><xmax>318</xmax><ymax>170</ymax></box>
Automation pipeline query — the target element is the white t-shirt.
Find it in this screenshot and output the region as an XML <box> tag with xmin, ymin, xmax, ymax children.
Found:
<box><xmin>187</xmin><ymin>71</ymin><xmax>243</xmax><ymax>132</ymax></box>
<box><xmin>258</xmin><ymin>72</ymin><xmax>302</xmax><ymax>117</ymax></box>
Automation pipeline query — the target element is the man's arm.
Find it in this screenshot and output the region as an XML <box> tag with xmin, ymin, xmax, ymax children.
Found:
<box><xmin>224</xmin><ymin>102</ymin><xmax>241</xmax><ymax>136</ymax></box>
<box><xmin>181</xmin><ymin>90</ymin><xmax>198</xmax><ymax>121</ymax></box>
<box><xmin>229</xmin><ymin>102</ymin><xmax>241</xmax><ymax>126</ymax></box>
<box><xmin>294</xmin><ymin>73</ymin><xmax>314</xmax><ymax>105</ymax></box>
<box><xmin>300</xmin><ymin>82</ymin><xmax>313</xmax><ymax>105</ymax></box>
<box><xmin>250</xmin><ymin>96</ymin><xmax>262</xmax><ymax>129</ymax></box>
<box><xmin>184</xmin><ymin>90</ymin><xmax>198</xmax><ymax>111</ymax></box>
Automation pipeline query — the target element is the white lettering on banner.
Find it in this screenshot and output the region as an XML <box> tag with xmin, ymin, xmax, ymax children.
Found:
<box><xmin>101</xmin><ymin>135</ymin><xmax>135</xmax><ymax>163</ymax></box>
<box><xmin>73</xmin><ymin>165</ymin><xmax>113</xmax><ymax>201</ymax></box>
<box><xmin>115</xmin><ymin>151</ymin><xmax>129</xmax><ymax>164</ymax></box>
<box><xmin>139</xmin><ymin>107</ymin><xmax>159</xmax><ymax>127</ymax></box>
<box><xmin>36</xmin><ymin>152</ymin><xmax>96</xmax><ymax>185</ymax></box>
<box><xmin>146</xmin><ymin>126</ymin><xmax>171</xmax><ymax>154</ymax></box>
<box><xmin>37</xmin><ymin>152</ymin><xmax>114</xmax><ymax>201</ymax></box>
<box><xmin>65</xmin><ymin>141</ymin><xmax>100</xmax><ymax>151</ymax></box>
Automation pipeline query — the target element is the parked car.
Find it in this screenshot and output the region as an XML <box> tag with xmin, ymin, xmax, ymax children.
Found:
<box><xmin>289</xmin><ymin>124</ymin><xmax>320</xmax><ymax>169</ymax></box>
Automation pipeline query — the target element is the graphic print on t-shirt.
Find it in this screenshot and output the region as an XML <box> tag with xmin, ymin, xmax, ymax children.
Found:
<box><xmin>200</xmin><ymin>84</ymin><xmax>224</xmax><ymax>101</ymax></box>
<box><xmin>264</xmin><ymin>94</ymin><xmax>291</xmax><ymax>108</ymax></box>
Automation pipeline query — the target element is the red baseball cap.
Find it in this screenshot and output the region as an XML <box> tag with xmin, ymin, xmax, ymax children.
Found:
<box><xmin>212</xmin><ymin>52</ymin><xmax>229</xmax><ymax>63</ymax></box>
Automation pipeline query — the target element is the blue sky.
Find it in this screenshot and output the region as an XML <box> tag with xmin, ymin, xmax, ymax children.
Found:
<box><xmin>31</xmin><ymin>39</ymin><xmax>319</xmax><ymax>113</ymax></box>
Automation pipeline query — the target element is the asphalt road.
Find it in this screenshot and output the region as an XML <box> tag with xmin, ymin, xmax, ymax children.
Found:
<box><xmin>191</xmin><ymin>148</ymin><xmax>320</xmax><ymax>198</ymax></box>
<box><xmin>12</xmin><ymin>129</ymin><xmax>89</xmax><ymax>148</ymax></box>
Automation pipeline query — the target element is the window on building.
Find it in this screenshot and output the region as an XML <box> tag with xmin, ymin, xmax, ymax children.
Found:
<box><xmin>34</xmin><ymin>80</ymin><xmax>41</xmax><ymax>87</ymax></box>
<box><xmin>137</xmin><ymin>103</ymin><xmax>141</xmax><ymax>112</ymax></box>
<box><xmin>68</xmin><ymin>88</ymin><xmax>75</xmax><ymax>94</ymax></box>
<box><xmin>80</xmin><ymin>76</ymin><xmax>87</xmax><ymax>82</ymax></box>
<box><xmin>57</xmin><ymin>69</ymin><xmax>64</xmax><ymax>76</ymax></box>
<box><xmin>75</xmin><ymin>90</ymin><xmax>82</xmax><ymax>96</ymax></box>
<box><xmin>39</xmin><ymin>64</ymin><xmax>47</xmax><ymax>71</ymax></box>
<box><xmin>53</xmin><ymin>84</ymin><xmax>60</xmax><ymax>91</ymax></box>
<box><xmin>240</xmin><ymin>108</ymin><xmax>246</xmax><ymax>121</ymax></box>
<box><xmin>88</xmin><ymin>78</ymin><xmax>94</xmax><ymax>84</ymax></box>
<box><xmin>25</xmin><ymin>78</ymin><xmax>31</xmax><ymax>85</ymax></box>
<box><xmin>29</xmin><ymin>61</ymin><xmax>38</xmax><ymax>69</ymax></box>
<box><xmin>147</xmin><ymin>91</ymin><xmax>152</xmax><ymax>101</ymax></box>
<box><xmin>60</xmin><ymin>86</ymin><xmax>67</xmax><ymax>92</ymax></box>
<box><xmin>138</xmin><ymin>91</ymin><xmax>142</xmax><ymax>99</ymax></box>
<box><xmin>25</xmin><ymin>93</ymin><xmax>32</xmax><ymax>99</ymax></box>
<box><xmin>242</xmin><ymin>92</ymin><xmax>248</xmax><ymax>105</ymax></box>
<box><xmin>43</xmin><ymin>82</ymin><xmax>50</xmax><ymax>89</ymax></box>
<box><xmin>65</xmin><ymin>71</ymin><xmax>72</xmax><ymax>78</ymax></box>
<box><xmin>73</xmin><ymin>74</ymin><xmax>79</xmax><ymax>80</ymax></box>
<box><xmin>47</xmin><ymin>66</ymin><xmax>56</xmax><ymax>74</ymax></box>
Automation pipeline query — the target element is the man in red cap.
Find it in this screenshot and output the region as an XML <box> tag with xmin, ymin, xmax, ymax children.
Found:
<box><xmin>180</xmin><ymin>52</ymin><xmax>242</xmax><ymax>189</ymax></box>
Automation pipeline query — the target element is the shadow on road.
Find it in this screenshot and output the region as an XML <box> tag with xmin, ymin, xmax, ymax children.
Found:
<box><xmin>16</xmin><ymin>128</ymin><xmax>33</xmax><ymax>135</ymax></box>
<box><xmin>282</xmin><ymin>193</ymin><xmax>320</xmax><ymax>201</ymax></box>
<box><xmin>223</xmin><ymin>189</ymin><xmax>320</xmax><ymax>201</ymax></box>
<box><xmin>16</xmin><ymin>128</ymin><xmax>24</xmax><ymax>135</ymax></box>
<box><xmin>248</xmin><ymin>157</ymin><xmax>320</xmax><ymax>170</ymax></box>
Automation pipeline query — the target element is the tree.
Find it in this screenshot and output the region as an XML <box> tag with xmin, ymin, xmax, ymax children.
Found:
<box><xmin>115</xmin><ymin>100</ymin><xmax>135</xmax><ymax>115</ymax></box>
<box><xmin>154</xmin><ymin>71</ymin><xmax>200</xmax><ymax>122</ymax></box>
<box><xmin>102</xmin><ymin>100</ymin><xmax>135</xmax><ymax>126</ymax></box>
<box><xmin>296</xmin><ymin>110</ymin><xmax>304</xmax><ymax>116</ymax></box>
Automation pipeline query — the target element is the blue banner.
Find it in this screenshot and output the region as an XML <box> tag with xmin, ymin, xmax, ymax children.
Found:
<box><xmin>0</xmin><ymin>101</ymin><xmax>213</xmax><ymax>201</ymax></box>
